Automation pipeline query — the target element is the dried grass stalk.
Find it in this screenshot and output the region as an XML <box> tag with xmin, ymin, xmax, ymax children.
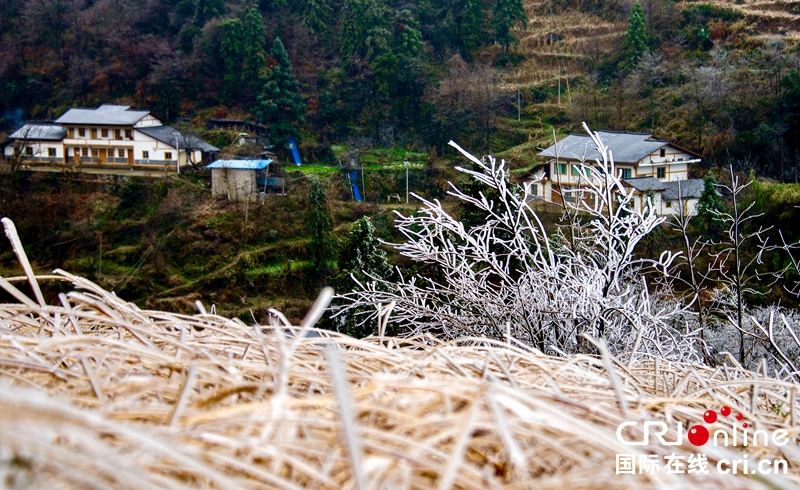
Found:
<box><xmin>0</xmin><ymin>219</ymin><xmax>798</xmax><ymax>489</ymax></box>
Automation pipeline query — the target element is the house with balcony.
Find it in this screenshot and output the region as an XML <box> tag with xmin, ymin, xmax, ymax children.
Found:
<box><xmin>525</xmin><ymin>130</ymin><xmax>704</xmax><ymax>216</ymax></box>
<box><xmin>2</xmin><ymin>104</ymin><xmax>218</xmax><ymax>170</ymax></box>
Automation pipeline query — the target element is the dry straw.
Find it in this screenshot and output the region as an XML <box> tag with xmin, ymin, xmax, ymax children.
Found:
<box><xmin>0</xmin><ymin>216</ymin><xmax>798</xmax><ymax>489</ymax></box>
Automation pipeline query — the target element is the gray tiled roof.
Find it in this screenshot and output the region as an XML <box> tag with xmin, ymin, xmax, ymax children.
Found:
<box><xmin>9</xmin><ymin>124</ymin><xmax>66</xmax><ymax>141</ymax></box>
<box><xmin>137</xmin><ymin>126</ymin><xmax>220</xmax><ymax>152</ymax></box>
<box><xmin>663</xmin><ymin>179</ymin><xmax>704</xmax><ymax>200</ymax></box>
<box><xmin>539</xmin><ymin>131</ymin><xmax>669</xmax><ymax>164</ymax></box>
<box><xmin>623</xmin><ymin>177</ymin><xmax>669</xmax><ymax>192</ymax></box>
<box><xmin>56</xmin><ymin>104</ymin><xmax>150</xmax><ymax>126</ymax></box>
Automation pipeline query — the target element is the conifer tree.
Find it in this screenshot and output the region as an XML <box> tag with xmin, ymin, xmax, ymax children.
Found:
<box><xmin>242</xmin><ymin>8</ymin><xmax>269</xmax><ymax>101</ymax></box>
<box><xmin>254</xmin><ymin>37</ymin><xmax>306</xmax><ymax>148</ymax></box>
<box><xmin>218</xmin><ymin>18</ymin><xmax>245</xmax><ymax>105</ymax></box>
<box><xmin>156</xmin><ymin>77</ymin><xmax>180</xmax><ymax>122</ymax></box>
<box><xmin>332</xmin><ymin>217</ymin><xmax>394</xmax><ymax>338</ymax></box>
<box><xmin>302</xmin><ymin>0</ymin><xmax>333</xmax><ymax>36</ymax></box>
<box><xmin>442</xmin><ymin>0</ymin><xmax>484</xmax><ymax>59</ymax></box>
<box><xmin>491</xmin><ymin>0</ymin><xmax>527</xmax><ymax>57</ymax></box>
<box><xmin>306</xmin><ymin>176</ymin><xmax>336</xmax><ymax>273</ymax></box>
<box><xmin>335</xmin><ymin>217</ymin><xmax>392</xmax><ymax>296</ymax></box>
<box><xmin>339</xmin><ymin>0</ymin><xmax>391</xmax><ymax>59</ymax></box>
<box><xmin>621</xmin><ymin>2</ymin><xmax>649</xmax><ymax>70</ymax></box>
<box><xmin>194</xmin><ymin>0</ymin><xmax>225</xmax><ymax>27</ymax></box>
<box><xmin>372</xmin><ymin>10</ymin><xmax>424</xmax><ymax>97</ymax></box>
<box><xmin>696</xmin><ymin>171</ymin><xmax>725</xmax><ymax>236</ymax></box>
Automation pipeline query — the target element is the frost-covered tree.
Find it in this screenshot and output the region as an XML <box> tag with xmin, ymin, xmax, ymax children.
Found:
<box><xmin>334</xmin><ymin>124</ymin><xmax>698</xmax><ymax>362</ymax></box>
<box><xmin>705</xmin><ymin>166</ymin><xmax>785</xmax><ymax>366</ymax></box>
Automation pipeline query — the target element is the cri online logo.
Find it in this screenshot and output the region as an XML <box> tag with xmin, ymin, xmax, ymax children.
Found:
<box><xmin>689</xmin><ymin>406</ymin><xmax>743</xmax><ymax>446</ymax></box>
<box><xmin>617</xmin><ymin>406</ymin><xmax>790</xmax><ymax>447</ymax></box>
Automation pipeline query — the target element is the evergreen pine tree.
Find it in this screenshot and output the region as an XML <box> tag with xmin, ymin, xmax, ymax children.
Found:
<box><xmin>372</xmin><ymin>10</ymin><xmax>424</xmax><ymax>97</ymax></box>
<box><xmin>156</xmin><ymin>77</ymin><xmax>180</xmax><ymax>122</ymax></box>
<box><xmin>218</xmin><ymin>18</ymin><xmax>245</xmax><ymax>105</ymax></box>
<box><xmin>448</xmin><ymin>0</ymin><xmax>484</xmax><ymax>59</ymax></box>
<box><xmin>339</xmin><ymin>0</ymin><xmax>391</xmax><ymax>59</ymax></box>
<box><xmin>254</xmin><ymin>37</ymin><xmax>306</xmax><ymax>148</ymax></box>
<box><xmin>332</xmin><ymin>217</ymin><xmax>394</xmax><ymax>338</ymax></box>
<box><xmin>491</xmin><ymin>0</ymin><xmax>527</xmax><ymax>57</ymax></box>
<box><xmin>194</xmin><ymin>0</ymin><xmax>225</xmax><ymax>26</ymax></box>
<box><xmin>306</xmin><ymin>176</ymin><xmax>337</xmax><ymax>274</ymax></box>
<box><xmin>621</xmin><ymin>2</ymin><xmax>649</xmax><ymax>70</ymax></box>
<box><xmin>302</xmin><ymin>0</ymin><xmax>333</xmax><ymax>36</ymax></box>
<box><xmin>242</xmin><ymin>8</ymin><xmax>269</xmax><ymax>102</ymax></box>
<box><xmin>696</xmin><ymin>171</ymin><xmax>725</xmax><ymax>236</ymax></box>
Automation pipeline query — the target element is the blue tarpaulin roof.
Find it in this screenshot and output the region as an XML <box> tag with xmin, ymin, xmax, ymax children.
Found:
<box><xmin>207</xmin><ymin>159</ymin><xmax>272</xmax><ymax>170</ymax></box>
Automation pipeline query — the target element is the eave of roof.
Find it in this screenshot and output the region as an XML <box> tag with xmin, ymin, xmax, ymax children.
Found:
<box><xmin>55</xmin><ymin>104</ymin><xmax>151</xmax><ymax>126</ymax></box>
<box><xmin>663</xmin><ymin>179</ymin><xmax>704</xmax><ymax>200</ymax></box>
<box><xmin>539</xmin><ymin>132</ymin><xmax>669</xmax><ymax>164</ymax></box>
<box><xmin>206</xmin><ymin>159</ymin><xmax>272</xmax><ymax>170</ymax></box>
<box><xmin>9</xmin><ymin>124</ymin><xmax>66</xmax><ymax>141</ymax></box>
<box><xmin>137</xmin><ymin>126</ymin><xmax>220</xmax><ymax>152</ymax></box>
<box><xmin>623</xmin><ymin>177</ymin><xmax>669</xmax><ymax>192</ymax></box>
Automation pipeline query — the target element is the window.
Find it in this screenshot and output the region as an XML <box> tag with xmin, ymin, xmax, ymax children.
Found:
<box><xmin>92</xmin><ymin>149</ymin><xmax>98</xmax><ymax>157</ymax></box>
<box><xmin>571</xmin><ymin>165</ymin><xmax>589</xmax><ymax>177</ymax></box>
<box><xmin>620</xmin><ymin>168</ymin><xmax>632</xmax><ymax>179</ymax></box>
<box><xmin>556</xmin><ymin>163</ymin><xmax>567</xmax><ymax>175</ymax></box>
<box><xmin>78</xmin><ymin>128</ymin><xmax>86</xmax><ymax>137</ymax></box>
<box><xmin>82</xmin><ymin>148</ymin><xmax>89</xmax><ymax>156</ymax></box>
<box><xmin>118</xmin><ymin>149</ymin><xmax>126</xmax><ymax>158</ymax></box>
<box><xmin>660</xmin><ymin>148</ymin><xmax>666</xmax><ymax>158</ymax></box>
<box><xmin>530</xmin><ymin>184</ymin><xmax>538</xmax><ymax>196</ymax></box>
<box><xmin>165</xmin><ymin>152</ymin><xmax>173</xmax><ymax>160</ymax></box>
<box><xmin>101</xmin><ymin>129</ymin><xmax>108</xmax><ymax>138</ymax></box>
<box><xmin>657</xmin><ymin>167</ymin><xmax>666</xmax><ymax>179</ymax></box>
<box><xmin>91</xmin><ymin>129</ymin><xmax>97</xmax><ymax>139</ymax></box>
<box><xmin>48</xmin><ymin>148</ymin><xmax>56</xmax><ymax>157</ymax></box>
<box><xmin>25</xmin><ymin>147</ymin><xmax>32</xmax><ymax>156</ymax></box>
<box><xmin>115</xmin><ymin>129</ymin><xmax>121</xmax><ymax>140</ymax></box>
<box><xmin>125</xmin><ymin>130</ymin><xmax>132</xmax><ymax>139</ymax></box>
<box><xmin>142</xmin><ymin>150</ymin><xmax>149</xmax><ymax>159</ymax></box>
<box><xmin>665</xmin><ymin>201</ymin><xmax>672</xmax><ymax>208</ymax></box>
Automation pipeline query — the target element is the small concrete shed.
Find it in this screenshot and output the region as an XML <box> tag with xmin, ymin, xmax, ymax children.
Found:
<box><xmin>207</xmin><ymin>159</ymin><xmax>272</xmax><ymax>201</ymax></box>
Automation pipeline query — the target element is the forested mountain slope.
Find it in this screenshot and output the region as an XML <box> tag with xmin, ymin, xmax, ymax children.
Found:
<box><xmin>0</xmin><ymin>0</ymin><xmax>798</xmax><ymax>176</ymax></box>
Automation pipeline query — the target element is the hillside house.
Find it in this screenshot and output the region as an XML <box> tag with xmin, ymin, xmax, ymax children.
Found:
<box><xmin>526</xmin><ymin>131</ymin><xmax>704</xmax><ymax>216</ymax></box>
<box><xmin>2</xmin><ymin>105</ymin><xmax>219</xmax><ymax>170</ymax></box>
<box><xmin>208</xmin><ymin>159</ymin><xmax>273</xmax><ymax>201</ymax></box>
<box><xmin>2</xmin><ymin>124</ymin><xmax>67</xmax><ymax>164</ymax></box>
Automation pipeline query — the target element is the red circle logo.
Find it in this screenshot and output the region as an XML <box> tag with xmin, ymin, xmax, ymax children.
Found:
<box><xmin>688</xmin><ymin>425</ymin><xmax>710</xmax><ymax>446</ymax></box>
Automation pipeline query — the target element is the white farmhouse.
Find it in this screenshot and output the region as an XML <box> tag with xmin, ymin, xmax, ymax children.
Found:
<box><xmin>2</xmin><ymin>104</ymin><xmax>218</xmax><ymax>170</ymax></box>
<box><xmin>526</xmin><ymin>130</ymin><xmax>704</xmax><ymax>216</ymax></box>
<box><xmin>2</xmin><ymin>124</ymin><xmax>66</xmax><ymax>164</ymax></box>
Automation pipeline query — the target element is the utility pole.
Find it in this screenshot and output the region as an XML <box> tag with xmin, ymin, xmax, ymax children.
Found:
<box><xmin>404</xmin><ymin>161</ymin><xmax>410</xmax><ymax>203</ymax></box>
